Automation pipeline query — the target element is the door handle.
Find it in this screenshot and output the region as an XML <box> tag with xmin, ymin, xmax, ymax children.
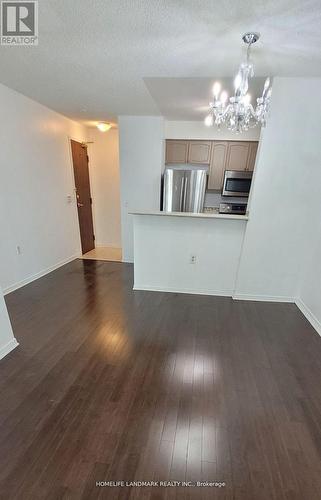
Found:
<box><xmin>77</xmin><ymin>202</ymin><xmax>84</xmax><ymax>208</ymax></box>
<box><xmin>180</xmin><ymin>177</ymin><xmax>185</xmax><ymax>212</ymax></box>
<box><xmin>182</xmin><ymin>176</ymin><xmax>188</xmax><ymax>212</ymax></box>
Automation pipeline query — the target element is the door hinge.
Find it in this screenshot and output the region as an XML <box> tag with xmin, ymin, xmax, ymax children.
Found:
<box><xmin>90</xmin><ymin>197</ymin><xmax>93</xmax><ymax>205</ymax></box>
<box><xmin>93</xmin><ymin>234</ymin><xmax>95</xmax><ymax>241</ymax></box>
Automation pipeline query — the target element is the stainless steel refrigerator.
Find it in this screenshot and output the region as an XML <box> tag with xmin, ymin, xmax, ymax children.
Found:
<box><xmin>163</xmin><ymin>165</ymin><xmax>208</xmax><ymax>213</ymax></box>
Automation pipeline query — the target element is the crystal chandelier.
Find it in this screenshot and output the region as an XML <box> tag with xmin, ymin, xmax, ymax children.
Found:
<box><xmin>205</xmin><ymin>33</ymin><xmax>272</xmax><ymax>133</ymax></box>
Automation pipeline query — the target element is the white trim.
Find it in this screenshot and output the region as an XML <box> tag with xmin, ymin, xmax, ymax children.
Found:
<box><xmin>3</xmin><ymin>254</ymin><xmax>80</xmax><ymax>295</ymax></box>
<box><xmin>295</xmin><ymin>298</ymin><xmax>321</xmax><ymax>337</ymax></box>
<box><xmin>134</xmin><ymin>287</ymin><xmax>295</xmax><ymax>301</ymax></box>
<box><xmin>134</xmin><ymin>285</ymin><xmax>233</xmax><ymax>297</ymax></box>
<box><xmin>233</xmin><ymin>293</ymin><xmax>294</xmax><ymax>303</ymax></box>
<box><xmin>0</xmin><ymin>338</ymin><xmax>19</xmax><ymax>360</ymax></box>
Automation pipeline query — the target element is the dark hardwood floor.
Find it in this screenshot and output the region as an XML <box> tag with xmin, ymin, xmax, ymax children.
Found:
<box><xmin>1</xmin><ymin>259</ymin><xmax>321</xmax><ymax>499</ymax></box>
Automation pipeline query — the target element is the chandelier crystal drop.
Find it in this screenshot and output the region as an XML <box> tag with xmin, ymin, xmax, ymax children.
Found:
<box><xmin>205</xmin><ymin>33</ymin><xmax>272</xmax><ymax>134</ymax></box>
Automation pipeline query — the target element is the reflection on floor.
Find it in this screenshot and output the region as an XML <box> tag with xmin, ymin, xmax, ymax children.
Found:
<box><xmin>80</xmin><ymin>246</ymin><xmax>122</xmax><ymax>262</ymax></box>
<box><xmin>2</xmin><ymin>260</ymin><xmax>321</xmax><ymax>499</ymax></box>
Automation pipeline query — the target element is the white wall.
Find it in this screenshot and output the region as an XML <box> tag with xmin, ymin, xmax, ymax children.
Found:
<box><xmin>118</xmin><ymin>116</ymin><xmax>164</xmax><ymax>262</ymax></box>
<box><xmin>0</xmin><ymin>288</ymin><xmax>18</xmax><ymax>360</ymax></box>
<box><xmin>298</xmin><ymin>225</ymin><xmax>321</xmax><ymax>335</ymax></box>
<box><xmin>0</xmin><ymin>83</ymin><xmax>88</xmax><ymax>293</ymax></box>
<box><xmin>235</xmin><ymin>78</ymin><xmax>321</xmax><ymax>303</ymax></box>
<box><xmin>133</xmin><ymin>215</ymin><xmax>247</xmax><ymax>296</ymax></box>
<box><xmin>87</xmin><ymin>128</ymin><xmax>121</xmax><ymax>249</ymax></box>
<box><xmin>165</xmin><ymin>120</ymin><xmax>261</xmax><ymax>141</ymax></box>
<box><xmin>295</xmin><ymin>80</ymin><xmax>321</xmax><ymax>334</ymax></box>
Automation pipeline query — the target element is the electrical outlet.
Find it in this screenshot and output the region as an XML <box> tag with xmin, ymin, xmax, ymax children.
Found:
<box><xmin>16</xmin><ymin>245</ymin><xmax>22</xmax><ymax>255</ymax></box>
<box><xmin>190</xmin><ymin>255</ymin><xmax>197</xmax><ymax>264</ymax></box>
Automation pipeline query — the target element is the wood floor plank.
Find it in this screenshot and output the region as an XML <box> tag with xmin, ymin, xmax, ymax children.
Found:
<box><xmin>0</xmin><ymin>260</ymin><xmax>320</xmax><ymax>500</ymax></box>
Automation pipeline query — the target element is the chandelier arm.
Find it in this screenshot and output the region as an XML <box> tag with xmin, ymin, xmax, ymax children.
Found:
<box><xmin>246</xmin><ymin>42</ymin><xmax>251</xmax><ymax>64</ymax></box>
<box><xmin>221</xmin><ymin>104</ymin><xmax>232</xmax><ymax>119</ymax></box>
<box><xmin>248</xmin><ymin>104</ymin><xmax>256</xmax><ymax>118</ymax></box>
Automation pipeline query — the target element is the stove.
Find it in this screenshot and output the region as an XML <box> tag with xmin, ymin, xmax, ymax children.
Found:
<box><xmin>219</xmin><ymin>202</ymin><xmax>247</xmax><ymax>215</ymax></box>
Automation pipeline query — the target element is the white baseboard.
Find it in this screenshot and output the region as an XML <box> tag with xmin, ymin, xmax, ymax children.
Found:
<box><xmin>0</xmin><ymin>338</ymin><xmax>19</xmax><ymax>360</ymax></box>
<box><xmin>295</xmin><ymin>298</ymin><xmax>321</xmax><ymax>337</ymax></box>
<box><xmin>133</xmin><ymin>284</ymin><xmax>233</xmax><ymax>297</ymax></box>
<box><xmin>3</xmin><ymin>254</ymin><xmax>80</xmax><ymax>295</ymax></box>
<box><xmin>233</xmin><ymin>293</ymin><xmax>295</xmax><ymax>303</ymax></box>
<box><xmin>134</xmin><ymin>286</ymin><xmax>297</xmax><ymax>303</ymax></box>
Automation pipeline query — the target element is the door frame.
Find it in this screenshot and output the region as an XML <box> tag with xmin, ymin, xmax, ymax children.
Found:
<box><xmin>67</xmin><ymin>135</ymin><xmax>96</xmax><ymax>255</ymax></box>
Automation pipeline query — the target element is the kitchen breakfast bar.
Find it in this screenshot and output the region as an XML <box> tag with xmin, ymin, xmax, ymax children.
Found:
<box><xmin>130</xmin><ymin>211</ymin><xmax>248</xmax><ymax>297</ymax></box>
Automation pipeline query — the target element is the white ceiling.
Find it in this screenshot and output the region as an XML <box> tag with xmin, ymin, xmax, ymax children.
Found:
<box><xmin>144</xmin><ymin>77</ymin><xmax>267</xmax><ymax>120</ymax></box>
<box><xmin>0</xmin><ymin>0</ymin><xmax>320</xmax><ymax>124</ymax></box>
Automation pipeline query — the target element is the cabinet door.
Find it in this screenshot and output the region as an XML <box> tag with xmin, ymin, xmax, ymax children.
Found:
<box><xmin>246</xmin><ymin>142</ymin><xmax>259</xmax><ymax>171</ymax></box>
<box><xmin>208</xmin><ymin>141</ymin><xmax>228</xmax><ymax>190</ymax></box>
<box><xmin>226</xmin><ymin>142</ymin><xmax>250</xmax><ymax>171</ymax></box>
<box><xmin>165</xmin><ymin>140</ymin><xmax>189</xmax><ymax>164</ymax></box>
<box><xmin>188</xmin><ymin>141</ymin><xmax>212</xmax><ymax>164</ymax></box>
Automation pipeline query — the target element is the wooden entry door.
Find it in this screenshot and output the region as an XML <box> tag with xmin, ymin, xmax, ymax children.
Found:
<box><xmin>70</xmin><ymin>140</ymin><xmax>95</xmax><ymax>254</ymax></box>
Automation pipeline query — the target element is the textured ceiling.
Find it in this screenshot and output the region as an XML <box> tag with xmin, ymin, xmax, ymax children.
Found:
<box><xmin>0</xmin><ymin>0</ymin><xmax>320</xmax><ymax>124</ymax></box>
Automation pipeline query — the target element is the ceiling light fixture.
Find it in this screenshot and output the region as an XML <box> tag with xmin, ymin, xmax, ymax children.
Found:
<box><xmin>97</xmin><ymin>122</ymin><xmax>112</xmax><ymax>132</ymax></box>
<box><xmin>205</xmin><ymin>33</ymin><xmax>272</xmax><ymax>133</ymax></box>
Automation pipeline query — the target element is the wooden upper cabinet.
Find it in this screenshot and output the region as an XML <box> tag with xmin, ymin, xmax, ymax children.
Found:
<box><xmin>165</xmin><ymin>140</ymin><xmax>212</xmax><ymax>164</ymax></box>
<box><xmin>165</xmin><ymin>140</ymin><xmax>189</xmax><ymax>164</ymax></box>
<box><xmin>208</xmin><ymin>141</ymin><xmax>228</xmax><ymax>190</ymax></box>
<box><xmin>188</xmin><ymin>141</ymin><xmax>212</xmax><ymax>164</ymax></box>
<box><xmin>225</xmin><ymin>142</ymin><xmax>251</xmax><ymax>171</ymax></box>
<box><xmin>246</xmin><ymin>142</ymin><xmax>259</xmax><ymax>171</ymax></box>
<box><xmin>165</xmin><ymin>140</ymin><xmax>259</xmax><ymax>187</ymax></box>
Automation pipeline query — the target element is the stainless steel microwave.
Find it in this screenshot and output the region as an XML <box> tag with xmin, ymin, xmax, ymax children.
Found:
<box><xmin>222</xmin><ymin>170</ymin><xmax>253</xmax><ymax>197</ymax></box>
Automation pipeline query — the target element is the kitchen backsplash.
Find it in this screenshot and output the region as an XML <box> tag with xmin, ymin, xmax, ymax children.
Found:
<box><xmin>205</xmin><ymin>191</ymin><xmax>249</xmax><ymax>207</ymax></box>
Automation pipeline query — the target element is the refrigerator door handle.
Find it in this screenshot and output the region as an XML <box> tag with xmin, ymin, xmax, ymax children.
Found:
<box><xmin>180</xmin><ymin>176</ymin><xmax>185</xmax><ymax>212</ymax></box>
<box><xmin>182</xmin><ymin>175</ymin><xmax>188</xmax><ymax>212</ymax></box>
